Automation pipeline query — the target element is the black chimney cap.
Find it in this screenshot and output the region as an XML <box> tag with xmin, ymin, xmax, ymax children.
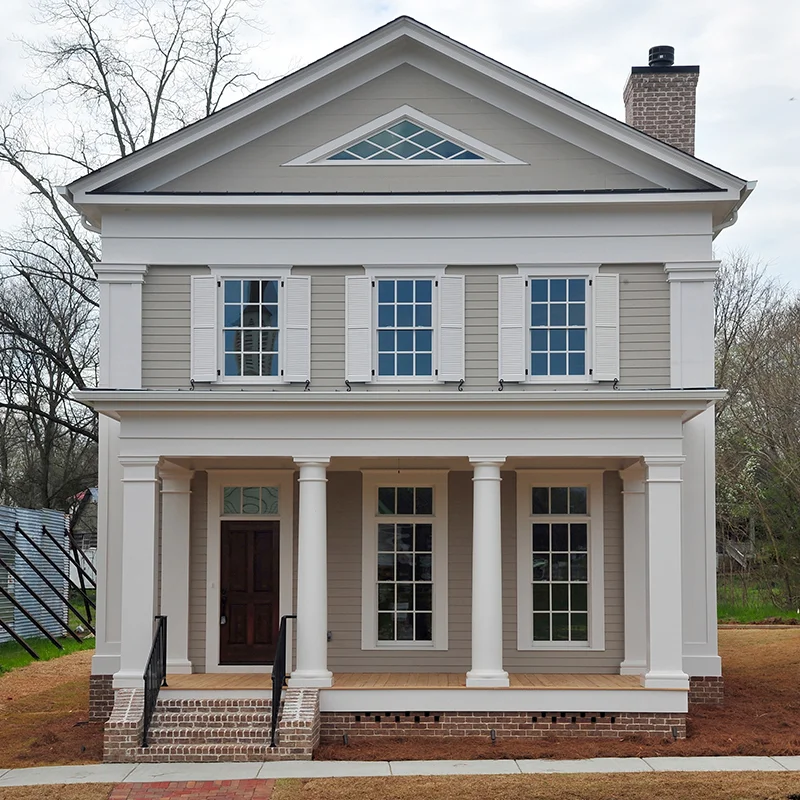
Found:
<box><xmin>649</xmin><ymin>46</ymin><xmax>675</xmax><ymax>67</ymax></box>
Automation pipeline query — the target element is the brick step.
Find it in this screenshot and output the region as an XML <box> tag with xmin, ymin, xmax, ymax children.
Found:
<box><xmin>151</xmin><ymin>711</ymin><xmax>274</xmax><ymax>727</ymax></box>
<box><xmin>154</xmin><ymin>701</ymin><xmax>273</xmax><ymax>714</ymax></box>
<box><xmin>146</xmin><ymin>726</ymin><xmax>275</xmax><ymax>746</ymax></box>
<box><xmin>133</xmin><ymin>743</ymin><xmax>310</xmax><ymax>763</ymax></box>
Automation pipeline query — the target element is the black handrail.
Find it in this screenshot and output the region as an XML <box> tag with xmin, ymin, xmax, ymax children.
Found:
<box><xmin>142</xmin><ymin>615</ymin><xmax>168</xmax><ymax>747</ymax></box>
<box><xmin>270</xmin><ymin>614</ymin><xmax>296</xmax><ymax>747</ymax></box>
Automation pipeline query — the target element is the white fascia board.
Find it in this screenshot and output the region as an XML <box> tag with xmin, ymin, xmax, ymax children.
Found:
<box><xmin>319</xmin><ymin>687</ymin><xmax>687</xmax><ymax>714</ymax></box>
<box><xmin>74</xmin><ymin>388</ymin><xmax>725</xmax><ymax>421</ymax></box>
<box><xmin>70</xmin><ymin>189</ymin><xmax>740</xmax><ymax>208</ymax></box>
<box><xmin>66</xmin><ymin>18</ymin><xmax>746</xmax><ymax>202</ymax></box>
<box><xmin>283</xmin><ymin>104</ymin><xmax>525</xmax><ymax>166</ymax></box>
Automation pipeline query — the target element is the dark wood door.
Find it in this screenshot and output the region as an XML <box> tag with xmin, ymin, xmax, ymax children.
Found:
<box><xmin>220</xmin><ymin>521</ymin><xmax>279</xmax><ymax>665</ymax></box>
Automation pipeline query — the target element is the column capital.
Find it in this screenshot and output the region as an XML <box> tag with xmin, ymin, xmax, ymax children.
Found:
<box><xmin>664</xmin><ymin>261</ymin><xmax>720</xmax><ymax>282</ymax></box>
<box><xmin>160</xmin><ymin>463</ymin><xmax>194</xmax><ymax>493</ymax></box>
<box><xmin>120</xmin><ymin>456</ymin><xmax>160</xmax><ymax>482</ymax></box>
<box><xmin>468</xmin><ymin>457</ymin><xmax>506</xmax><ymax>466</ymax></box>
<box><xmin>293</xmin><ymin>457</ymin><xmax>331</xmax><ymax>467</ymax></box>
<box><xmin>619</xmin><ymin>462</ymin><xmax>646</xmax><ymax>493</ymax></box>
<box><xmin>643</xmin><ymin>455</ymin><xmax>685</xmax><ymax>482</ymax></box>
<box><xmin>94</xmin><ymin>263</ymin><xmax>148</xmax><ymax>284</ymax></box>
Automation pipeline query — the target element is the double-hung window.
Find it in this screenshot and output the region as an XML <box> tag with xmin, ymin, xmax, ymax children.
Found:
<box><xmin>362</xmin><ymin>471</ymin><xmax>448</xmax><ymax>650</ymax></box>
<box><xmin>189</xmin><ymin>272</ymin><xmax>311</xmax><ymax>384</ymax></box>
<box><xmin>499</xmin><ymin>269</ymin><xmax>619</xmax><ymax>384</ymax></box>
<box><xmin>345</xmin><ymin>273</ymin><xmax>465</xmax><ymax>384</ymax></box>
<box><xmin>516</xmin><ymin>471</ymin><xmax>604</xmax><ymax>650</ymax></box>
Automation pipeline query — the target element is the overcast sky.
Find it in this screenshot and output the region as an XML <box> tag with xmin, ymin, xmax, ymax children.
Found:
<box><xmin>2</xmin><ymin>0</ymin><xmax>799</xmax><ymax>285</ymax></box>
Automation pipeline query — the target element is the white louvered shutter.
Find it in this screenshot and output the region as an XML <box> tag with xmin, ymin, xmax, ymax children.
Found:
<box><xmin>190</xmin><ymin>275</ymin><xmax>218</xmax><ymax>382</ymax></box>
<box><xmin>282</xmin><ymin>276</ymin><xmax>311</xmax><ymax>382</ymax></box>
<box><xmin>498</xmin><ymin>275</ymin><xmax>527</xmax><ymax>382</ymax></box>
<box><xmin>345</xmin><ymin>276</ymin><xmax>373</xmax><ymax>382</ymax></box>
<box><xmin>592</xmin><ymin>273</ymin><xmax>620</xmax><ymax>382</ymax></box>
<box><xmin>436</xmin><ymin>275</ymin><xmax>465</xmax><ymax>382</ymax></box>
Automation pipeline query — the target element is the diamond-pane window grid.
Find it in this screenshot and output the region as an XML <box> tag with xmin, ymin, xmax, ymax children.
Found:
<box><xmin>328</xmin><ymin>119</ymin><xmax>484</xmax><ymax>161</ymax></box>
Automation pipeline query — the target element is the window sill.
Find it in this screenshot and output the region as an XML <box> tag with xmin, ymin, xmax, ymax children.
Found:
<box><xmin>362</xmin><ymin>641</ymin><xmax>448</xmax><ymax>652</ymax></box>
<box><xmin>518</xmin><ymin>643</ymin><xmax>602</xmax><ymax>652</ymax></box>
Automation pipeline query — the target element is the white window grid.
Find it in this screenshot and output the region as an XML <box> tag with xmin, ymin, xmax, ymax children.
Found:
<box><xmin>530</xmin><ymin>278</ymin><xmax>588</xmax><ymax>379</ymax></box>
<box><xmin>376</xmin><ymin>278</ymin><xmax>435</xmax><ymax>380</ymax></box>
<box><xmin>222</xmin><ymin>279</ymin><xmax>280</xmax><ymax>379</ymax></box>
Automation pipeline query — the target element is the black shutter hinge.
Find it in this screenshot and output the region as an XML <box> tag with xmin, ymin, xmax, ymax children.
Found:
<box><xmin>589</xmin><ymin>368</ymin><xmax>593</xmax><ymax>375</ymax></box>
<box><xmin>435</xmin><ymin>280</ymin><xmax>439</xmax><ymax>287</ymax></box>
<box><xmin>435</xmin><ymin>369</ymin><xmax>439</xmax><ymax>376</ymax></box>
<box><xmin>280</xmin><ymin>369</ymin><xmax>284</xmax><ymax>376</ymax></box>
<box><xmin>371</xmin><ymin>369</ymin><xmax>375</xmax><ymax>376</ymax></box>
<box><xmin>525</xmin><ymin>279</ymin><xmax>529</xmax><ymax>287</ymax></box>
<box><xmin>372</xmin><ymin>280</ymin><xmax>376</xmax><ymax>288</ymax></box>
<box><xmin>525</xmin><ymin>369</ymin><xmax>529</xmax><ymax>375</ymax></box>
<box><xmin>589</xmin><ymin>279</ymin><xmax>593</xmax><ymax>286</ymax></box>
<box><xmin>217</xmin><ymin>280</ymin><xmax>221</xmax><ymax>288</ymax></box>
<box><xmin>216</xmin><ymin>369</ymin><xmax>220</xmax><ymax>376</ymax></box>
<box><xmin>281</xmin><ymin>280</ymin><xmax>285</xmax><ymax>287</ymax></box>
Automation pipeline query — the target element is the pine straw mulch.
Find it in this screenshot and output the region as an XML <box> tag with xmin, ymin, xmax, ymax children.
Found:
<box><xmin>315</xmin><ymin>628</ymin><xmax>800</xmax><ymax>761</ymax></box>
<box><xmin>0</xmin><ymin>650</ymin><xmax>103</xmax><ymax>768</ymax></box>
<box><xmin>0</xmin><ymin>787</ymin><xmax>113</xmax><ymax>800</ymax></box>
<box><xmin>273</xmin><ymin>773</ymin><xmax>800</xmax><ymax>800</ymax></box>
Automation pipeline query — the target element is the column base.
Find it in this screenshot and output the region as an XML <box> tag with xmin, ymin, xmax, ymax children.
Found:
<box><xmin>113</xmin><ymin>669</ymin><xmax>146</xmax><ymax>689</ymax></box>
<box><xmin>642</xmin><ymin>670</ymin><xmax>690</xmax><ymax>690</ymax></box>
<box><xmin>289</xmin><ymin>670</ymin><xmax>334</xmax><ymax>688</ymax></box>
<box><xmin>166</xmin><ymin>659</ymin><xmax>193</xmax><ymax>675</ymax></box>
<box><xmin>619</xmin><ymin>660</ymin><xmax>647</xmax><ymax>676</ymax></box>
<box><xmin>466</xmin><ymin>670</ymin><xmax>509</xmax><ymax>688</ymax></box>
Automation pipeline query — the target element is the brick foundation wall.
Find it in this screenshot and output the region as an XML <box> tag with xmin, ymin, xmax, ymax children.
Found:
<box><xmin>104</xmin><ymin>688</ymin><xmax>145</xmax><ymax>762</ymax></box>
<box><xmin>276</xmin><ymin>688</ymin><xmax>320</xmax><ymax>759</ymax></box>
<box><xmin>689</xmin><ymin>676</ymin><xmax>724</xmax><ymax>705</ymax></box>
<box><xmin>89</xmin><ymin>675</ymin><xmax>115</xmax><ymax>722</ymax></box>
<box><xmin>321</xmin><ymin>710</ymin><xmax>686</xmax><ymax>740</ymax></box>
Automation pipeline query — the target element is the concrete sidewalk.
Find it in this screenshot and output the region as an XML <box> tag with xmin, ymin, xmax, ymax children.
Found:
<box><xmin>0</xmin><ymin>756</ymin><xmax>798</xmax><ymax>786</ymax></box>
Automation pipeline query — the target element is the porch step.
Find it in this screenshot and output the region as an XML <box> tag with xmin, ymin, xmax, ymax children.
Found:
<box><xmin>146</xmin><ymin>726</ymin><xmax>274</xmax><ymax>746</ymax></box>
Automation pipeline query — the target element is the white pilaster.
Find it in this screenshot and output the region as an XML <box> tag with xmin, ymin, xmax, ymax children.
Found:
<box><xmin>159</xmin><ymin>464</ymin><xmax>194</xmax><ymax>674</ymax></box>
<box><xmin>288</xmin><ymin>458</ymin><xmax>333</xmax><ymax>688</ymax></box>
<box><xmin>95</xmin><ymin>263</ymin><xmax>147</xmax><ymax>389</ymax></box>
<box><xmin>619</xmin><ymin>463</ymin><xmax>647</xmax><ymax>676</ymax></box>
<box><xmin>643</xmin><ymin>456</ymin><xmax>689</xmax><ymax>690</ymax></box>
<box><xmin>466</xmin><ymin>458</ymin><xmax>509</xmax><ymax>688</ymax></box>
<box><xmin>664</xmin><ymin>261</ymin><xmax>719</xmax><ymax>389</ymax></box>
<box><xmin>114</xmin><ymin>456</ymin><xmax>160</xmax><ymax>689</ymax></box>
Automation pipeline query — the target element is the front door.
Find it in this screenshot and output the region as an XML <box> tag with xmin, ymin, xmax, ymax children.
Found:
<box><xmin>220</xmin><ymin>521</ymin><xmax>280</xmax><ymax>665</ymax></box>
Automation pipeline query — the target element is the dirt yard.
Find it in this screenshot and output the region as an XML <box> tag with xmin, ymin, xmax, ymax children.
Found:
<box><xmin>316</xmin><ymin>628</ymin><xmax>800</xmax><ymax>761</ymax></box>
<box><xmin>0</xmin><ymin>649</ymin><xmax>103</xmax><ymax>768</ymax></box>
<box><xmin>0</xmin><ymin>629</ymin><xmax>798</xmax><ymax>768</ymax></box>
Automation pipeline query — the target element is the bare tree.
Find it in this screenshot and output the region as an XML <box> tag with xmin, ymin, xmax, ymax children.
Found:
<box><xmin>0</xmin><ymin>0</ymin><xmax>268</xmax><ymax>509</ymax></box>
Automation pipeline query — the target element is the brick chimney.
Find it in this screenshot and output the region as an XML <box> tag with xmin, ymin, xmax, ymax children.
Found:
<box><xmin>623</xmin><ymin>46</ymin><xmax>699</xmax><ymax>155</ymax></box>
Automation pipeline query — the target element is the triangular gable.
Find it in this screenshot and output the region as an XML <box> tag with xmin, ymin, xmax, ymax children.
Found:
<box><xmin>285</xmin><ymin>106</ymin><xmax>524</xmax><ymax>165</ymax></box>
<box><xmin>65</xmin><ymin>16</ymin><xmax>747</xmax><ymax>206</ymax></box>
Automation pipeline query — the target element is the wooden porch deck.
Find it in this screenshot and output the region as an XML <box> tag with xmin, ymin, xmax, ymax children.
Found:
<box><xmin>163</xmin><ymin>672</ymin><xmax>643</xmax><ymax>691</ymax></box>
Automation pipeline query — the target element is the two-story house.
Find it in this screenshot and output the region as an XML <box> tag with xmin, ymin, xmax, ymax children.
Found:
<box><xmin>65</xmin><ymin>18</ymin><xmax>753</xmax><ymax>762</ymax></box>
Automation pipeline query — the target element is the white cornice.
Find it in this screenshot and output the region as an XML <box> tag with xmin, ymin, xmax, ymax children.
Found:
<box><xmin>664</xmin><ymin>261</ymin><xmax>720</xmax><ymax>282</ymax></box>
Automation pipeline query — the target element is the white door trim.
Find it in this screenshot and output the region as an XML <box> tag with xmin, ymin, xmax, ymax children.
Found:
<box><xmin>205</xmin><ymin>469</ymin><xmax>295</xmax><ymax>673</ymax></box>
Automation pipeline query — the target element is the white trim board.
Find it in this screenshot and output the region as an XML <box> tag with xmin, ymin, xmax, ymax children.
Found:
<box><xmin>319</xmin><ymin>687</ymin><xmax>687</xmax><ymax>714</ymax></box>
<box><xmin>204</xmin><ymin>470</ymin><xmax>295</xmax><ymax>673</ymax></box>
<box><xmin>284</xmin><ymin>105</ymin><xmax>525</xmax><ymax>166</ymax></box>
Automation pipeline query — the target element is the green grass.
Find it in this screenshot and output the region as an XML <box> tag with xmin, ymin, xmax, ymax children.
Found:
<box><xmin>717</xmin><ymin>600</ymin><xmax>800</xmax><ymax>623</ymax></box>
<box><xmin>0</xmin><ymin>635</ymin><xmax>95</xmax><ymax>674</ymax></box>
<box><xmin>68</xmin><ymin>588</ymin><xmax>96</xmax><ymax>632</ymax></box>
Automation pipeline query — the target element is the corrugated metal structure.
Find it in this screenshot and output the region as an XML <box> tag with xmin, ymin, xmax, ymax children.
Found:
<box><xmin>0</xmin><ymin>506</ymin><xmax>70</xmax><ymax>643</ymax></box>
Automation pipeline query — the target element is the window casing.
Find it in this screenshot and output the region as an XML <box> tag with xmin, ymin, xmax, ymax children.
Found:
<box><xmin>361</xmin><ymin>471</ymin><xmax>448</xmax><ymax>650</ymax></box>
<box><xmin>377</xmin><ymin>279</ymin><xmax>434</xmax><ymax>379</ymax></box>
<box><xmin>516</xmin><ymin>470</ymin><xmax>605</xmax><ymax>650</ymax></box>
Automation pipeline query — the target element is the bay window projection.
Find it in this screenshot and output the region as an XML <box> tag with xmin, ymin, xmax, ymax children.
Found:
<box><xmin>223</xmin><ymin>279</ymin><xmax>279</xmax><ymax>378</ymax></box>
<box><xmin>376</xmin><ymin>486</ymin><xmax>434</xmax><ymax>642</ymax></box>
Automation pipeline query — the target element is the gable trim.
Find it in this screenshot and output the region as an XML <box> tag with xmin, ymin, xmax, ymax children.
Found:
<box><xmin>64</xmin><ymin>17</ymin><xmax>747</xmax><ymax>203</ymax></box>
<box><xmin>283</xmin><ymin>105</ymin><xmax>525</xmax><ymax>166</ymax></box>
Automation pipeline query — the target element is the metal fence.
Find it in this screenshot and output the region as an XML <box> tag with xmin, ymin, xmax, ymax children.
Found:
<box><xmin>0</xmin><ymin>507</ymin><xmax>70</xmax><ymax>643</ymax></box>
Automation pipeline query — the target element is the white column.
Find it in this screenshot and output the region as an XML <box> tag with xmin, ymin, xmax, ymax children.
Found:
<box><xmin>643</xmin><ymin>456</ymin><xmax>689</xmax><ymax>690</ymax></box>
<box><xmin>159</xmin><ymin>464</ymin><xmax>194</xmax><ymax>674</ymax></box>
<box><xmin>619</xmin><ymin>463</ymin><xmax>647</xmax><ymax>676</ymax></box>
<box><xmin>288</xmin><ymin>458</ymin><xmax>333</xmax><ymax>688</ymax></box>
<box><xmin>114</xmin><ymin>456</ymin><xmax>160</xmax><ymax>689</ymax></box>
<box><xmin>466</xmin><ymin>458</ymin><xmax>509</xmax><ymax>688</ymax></box>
